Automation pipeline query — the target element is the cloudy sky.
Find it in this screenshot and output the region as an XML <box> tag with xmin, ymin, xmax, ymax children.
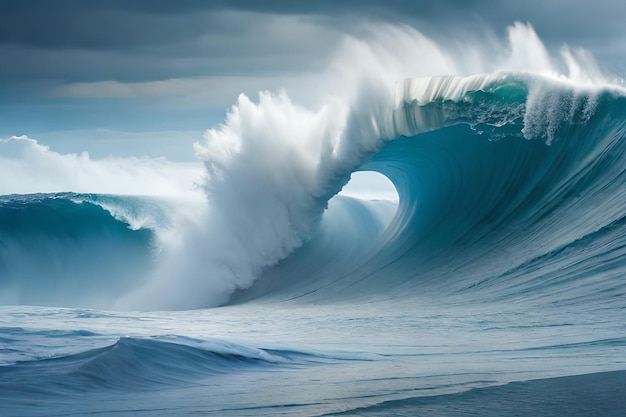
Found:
<box><xmin>2</xmin><ymin>0</ymin><xmax>625</xmax><ymax>160</ymax></box>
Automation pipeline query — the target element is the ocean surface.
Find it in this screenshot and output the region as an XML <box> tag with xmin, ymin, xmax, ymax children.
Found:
<box><xmin>1</xmin><ymin>23</ymin><xmax>626</xmax><ymax>416</ymax></box>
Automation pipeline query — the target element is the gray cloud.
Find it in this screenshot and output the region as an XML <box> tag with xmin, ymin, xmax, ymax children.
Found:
<box><xmin>1</xmin><ymin>0</ymin><xmax>624</xmax><ymax>139</ymax></box>
<box><xmin>2</xmin><ymin>1</ymin><xmax>623</xmax><ymax>83</ymax></box>
<box><xmin>0</xmin><ymin>4</ymin><xmax>236</xmax><ymax>51</ymax></box>
<box><xmin>0</xmin><ymin>10</ymin><xmax>342</xmax><ymax>86</ymax></box>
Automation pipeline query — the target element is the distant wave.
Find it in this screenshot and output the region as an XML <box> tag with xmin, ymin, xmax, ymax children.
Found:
<box><xmin>0</xmin><ymin>194</ymin><xmax>155</xmax><ymax>308</ymax></box>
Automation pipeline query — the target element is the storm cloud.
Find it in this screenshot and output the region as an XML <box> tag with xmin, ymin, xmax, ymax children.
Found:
<box><xmin>1</xmin><ymin>0</ymin><xmax>625</xmax><ymax>147</ymax></box>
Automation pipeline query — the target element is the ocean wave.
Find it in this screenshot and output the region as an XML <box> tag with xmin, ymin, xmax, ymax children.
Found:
<box><xmin>233</xmin><ymin>77</ymin><xmax>626</xmax><ymax>307</ymax></box>
<box><xmin>1</xmin><ymin>23</ymin><xmax>625</xmax><ymax>311</ymax></box>
<box><xmin>0</xmin><ymin>334</ymin><xmax>374</xmax><ymax>395</ymax></box>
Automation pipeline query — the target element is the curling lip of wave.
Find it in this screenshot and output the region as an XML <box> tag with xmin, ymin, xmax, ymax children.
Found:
<box><xmin>234</xmin><ymin>74</ymin><xmax>626</xmax><ymax>305</ymax></box>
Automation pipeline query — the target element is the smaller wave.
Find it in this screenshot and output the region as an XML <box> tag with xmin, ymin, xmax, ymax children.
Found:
<box><xmin>0</xmin><ymin>192</ymin><xmax>215</xmax><ymax>309</ymax></box>
<box><xmin>0</xmin><ymin>194</ymin><xmax>156</xmax><ymax>308</ymax></box>
<box><xmin>0</xmin><ymin>335</ymin><xmax>370</xmax><ymax>396</ymax></box>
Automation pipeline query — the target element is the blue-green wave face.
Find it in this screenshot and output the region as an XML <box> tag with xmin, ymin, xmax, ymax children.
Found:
<box><xmin>0</xmin><ymin>194</ymin><xmax>155</xmax><ymax>308</ymax></box>
<box><xmin>357</xmin><ymin>88</ymin><xmax>626</xmax><ymax>304</ymax></box>
<box><xmin>234</xmin><ymin>78</ymin><xmax>626</xmax><ymax>307</ymax></box>
<box><xmin>1</xmin><ymin>74</ymin><xmax>626</xmax><ymax>311</ymax></box>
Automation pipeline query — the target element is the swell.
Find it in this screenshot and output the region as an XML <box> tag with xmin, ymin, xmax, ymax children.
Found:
<box><xmin>0</xmin><ymin>335</ymin><xmax>353</xmax><ymax>395</ymax></box>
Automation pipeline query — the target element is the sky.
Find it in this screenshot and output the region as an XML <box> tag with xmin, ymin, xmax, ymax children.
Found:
<box><xmin>2</xmin><ymin>0</ymin><xmax>625</xmax><ymax>160</ymax></box>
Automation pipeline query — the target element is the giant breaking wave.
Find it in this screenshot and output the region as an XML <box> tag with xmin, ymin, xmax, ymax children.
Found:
<box><xmin>1</xmin><ymin>23</ymin><xmax>625</xmax><ymax>311</ymax></box>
